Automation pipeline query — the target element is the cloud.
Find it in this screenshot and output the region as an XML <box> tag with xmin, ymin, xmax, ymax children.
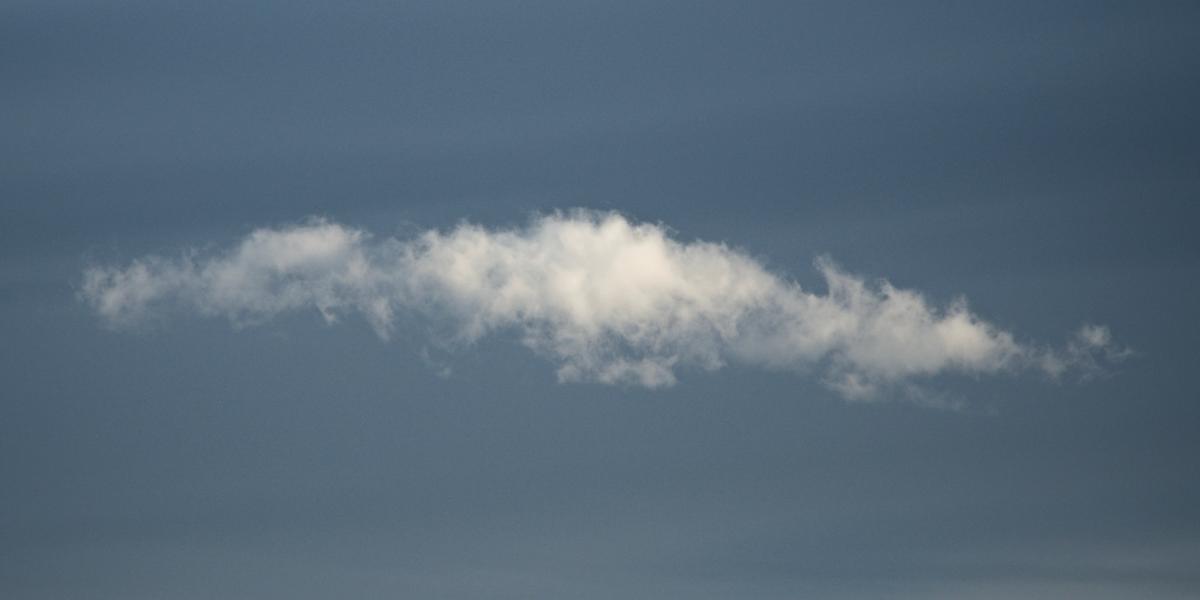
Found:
<box><xmin>80</xmin><ymin>211</ymin><xmax>1128</xmax><ymax>399</ymax></box>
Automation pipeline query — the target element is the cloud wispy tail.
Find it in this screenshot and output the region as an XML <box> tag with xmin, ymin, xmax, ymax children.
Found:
<box><xmin>81</xmin><ymin>211</ymin><xmax>1128</xmax><ymax>399</ymax></box>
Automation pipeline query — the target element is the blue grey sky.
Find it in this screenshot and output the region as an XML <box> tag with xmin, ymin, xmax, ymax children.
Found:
<box><xmin>3</xmin><ymin>1</ymin><xmax>1200</xmax><ymax>598</ymax></box>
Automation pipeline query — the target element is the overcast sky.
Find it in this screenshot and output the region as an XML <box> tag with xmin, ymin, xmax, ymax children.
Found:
<box><xmin>3</xmin><ymin>1</ymin><xmax>1200</xmax><ymax>598</ymax></box>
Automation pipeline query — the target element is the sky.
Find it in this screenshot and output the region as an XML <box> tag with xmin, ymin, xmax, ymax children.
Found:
<box><xmin>3</xmin><ymin>1</ymin><xmax>1200</xmax><ymax>598</ymax></box>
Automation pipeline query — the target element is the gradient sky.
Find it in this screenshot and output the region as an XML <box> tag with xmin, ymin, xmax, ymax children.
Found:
<box><xmin>3</xmin><ymin>1</ymin><xmax>1200</xmax><ymax>598</ymax></box>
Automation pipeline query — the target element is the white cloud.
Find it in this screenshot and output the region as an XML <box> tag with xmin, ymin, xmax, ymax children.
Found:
<box><xmin>80</xmin><ymin>211</ymin><xmax>1128</xmax><ymax>399</ymax></box>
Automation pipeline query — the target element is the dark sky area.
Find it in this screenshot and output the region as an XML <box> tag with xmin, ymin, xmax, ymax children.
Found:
<box><xmin>3</xmin><ymin>1</ymin><xmax>1200</xmax><ymax>598</ymax></box>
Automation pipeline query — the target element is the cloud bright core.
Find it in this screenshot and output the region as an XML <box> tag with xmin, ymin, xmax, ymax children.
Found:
<box><xmin>82</xmin><ymin>211</ymin><xmax>1125</xmax><ymax>400</ymax></box>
